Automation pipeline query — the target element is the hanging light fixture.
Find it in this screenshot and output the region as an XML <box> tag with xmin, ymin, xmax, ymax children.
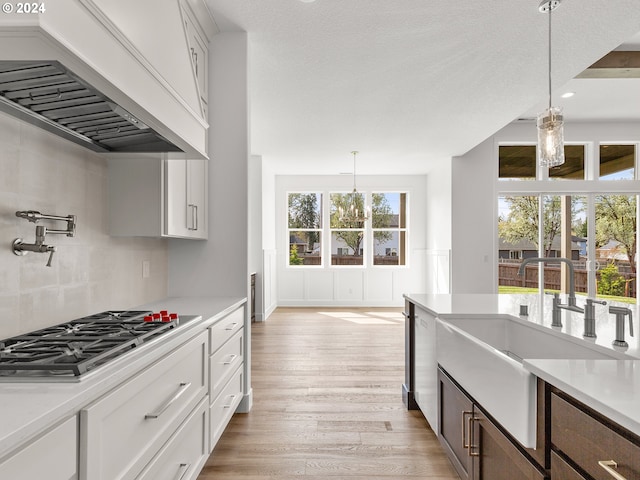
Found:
<box><xmin>339</xmin><ymin>151</ymin><xmax>369</xmax><ymax>224</ymax></box>
<box><xmin>537</xmin><ymin>0</ymin><xmax>565</xmax><ymax>168</ymax></box>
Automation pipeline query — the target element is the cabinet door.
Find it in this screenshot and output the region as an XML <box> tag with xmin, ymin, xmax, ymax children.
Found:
<box><xmin>414</xmin><ymin>306</ymin><xmax>437</xmax><ymax>433</ymax></box>
<box><xmin>472</xmin><ymin>409</ymin><xmax>546</xmax><ymax>480</ymax></box>
<box><xmin>186</xmin><ymin>159</ymin><xmax>207</xmax><ymax>239</ymax></box>
<box><xmin>165</xmin><ymin>159</ymin><xmax>189</xmax><ymax>238</ymax></box>
<box><xmin>438</xmin><ymin>369</ymin><xmax>474</xmax><ymax>480</ymax></box>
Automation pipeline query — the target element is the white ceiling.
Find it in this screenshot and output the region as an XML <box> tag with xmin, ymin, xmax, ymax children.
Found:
<box><xmin>204</xmin><ymin>0</ymin><xmax>640</xmax><ymax>175</ymax></box>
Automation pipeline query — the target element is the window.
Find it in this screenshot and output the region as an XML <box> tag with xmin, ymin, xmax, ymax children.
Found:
<box><xmin>330</xmin><ymin>192</ymin><xmax>365</xmax><ymax>266</ymax></box>
<box><xmin>600</xmin><ymin>144</ymin><xmax>635</xmax><ymax>180</ymax></box>
<box><xmin>498</xmin><ymin>145</ymin><xmax>536</xmax><ymax>180</ymax></box>
<box><xmin>549</xmin><ymin>145</ymin><xmax>585</xmax><ymax>180</ymax></box>
<box><xmin>372</xmin><ymin>192</ymin><xmax>407</xmax><ymax>266</ymax></box>
<box><xmin>288</xmin><ymin>193</ymin><xmax>322</xmax><ymax>266</ymax></box>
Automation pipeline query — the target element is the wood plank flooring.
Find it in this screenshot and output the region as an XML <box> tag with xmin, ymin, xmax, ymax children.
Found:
<box><xmin>197</xmin><ymin>307</ymin><xmax>459</xmax><ymax>479</ymax></box>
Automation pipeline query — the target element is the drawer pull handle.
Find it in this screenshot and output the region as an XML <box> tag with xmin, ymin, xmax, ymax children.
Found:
<box><xmin>225</xmin><ymin>322</ymin><xmax>239</xmax><ymax>331</ymax></box>
<box><xmin>598</xmin><ymin>460</ymin><xmax>628</xmax><ymax>480</ymax></box>
<box><xmin>223</xmin><ymin>394</ymin><xmax>238</xmax><ymax>408</ymax></box>
<box><xmin>461</xmin><ymin>411</ymin><xmax>472</xmax><ymax>449</ymax></box>
<box><xmin>174</xmin><ymin>463</ymin><xmax>191</xmax><ymax>480</ymax></box>
<box><xmin>145</xmin><ymin>382</ymin><xmax>191</xmax><ymax>419</ymax></box>
<box><xmin>223</xmin><ymin>354</ymin><xmax>238</xmax><ymax>365</ymax></box>
<box><xmin>468</xmin><ymin>415</ymin><xmax>479</xmax><ymax>457</ymax></box>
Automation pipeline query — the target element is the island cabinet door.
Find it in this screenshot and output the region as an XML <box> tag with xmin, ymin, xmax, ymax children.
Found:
<box><xmin>438</xmin><ymin>368</ymin><xmax>474</xmax><ymax>480</ymax></box>
<box><xmin>472</xmin><ymin>409</ymin><xmax>547</xmax><ymax>480</ymax></box>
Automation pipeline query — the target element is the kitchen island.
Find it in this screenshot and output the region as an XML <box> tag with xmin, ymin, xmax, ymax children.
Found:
<box><xmin>405</xmin><ymin>293</ymin><xmax>640</xmax><ymax>480</ymax></box>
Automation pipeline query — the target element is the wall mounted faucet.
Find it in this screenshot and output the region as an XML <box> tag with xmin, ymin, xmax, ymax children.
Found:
<box><xmin>13</xmin><ymin>210</ymin><xmax>76</xmax><ymax>267</ymax></box>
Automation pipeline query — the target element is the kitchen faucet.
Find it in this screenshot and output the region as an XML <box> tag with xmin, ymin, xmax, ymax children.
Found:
<box><xmin>517</xmin><ymin>257</ymin><xmax>584</xmax><ymax>327</ymax></box>
<box><xmin>13</xmin><ymin>210</ymin><xmax>76</xmax><ymax>267</ymax></box>
<box><xmin>609</xmin><ymin>305</ymin><xmax>634</xmax><ymax>348</ymax></box>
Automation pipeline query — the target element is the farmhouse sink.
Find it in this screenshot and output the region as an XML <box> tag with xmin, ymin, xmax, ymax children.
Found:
<box><xmin>436</xmin><ymin>314</ymin><xmax>630</xmax><ymax>448</ymax></box>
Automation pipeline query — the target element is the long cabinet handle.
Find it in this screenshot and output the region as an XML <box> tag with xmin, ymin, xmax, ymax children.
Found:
<box><xmin>174</xmin><ymin>463</ymin><xmax>191</xmax><ymax>480</ymax></box>
<box><xmin>145</xmin><ymin>382</ymin><xmax>191</xmax><ymax>419</ymax></box>
<box><xmin>223</xmin><ymin>354</ymin><xmax>238</xmax><ymax>365</ymax></box>
<box><xmin>187</xmin><ymin>204</ymin><xmax>197</xmax><ymax>231</ymax></box>
<box><xmin>598</xmin><ymin>460</ymin><xmax>628</xmax><ymax>480</ymax></box>
<box><xmin>468</xmin><ymin>415</ymin><xmax>479</xmax><ymax>457</ymax></box>
<box><xmin>461</xmin><ymin>411</ymin><xmax>472</xmax><ymax>450</ymax></box>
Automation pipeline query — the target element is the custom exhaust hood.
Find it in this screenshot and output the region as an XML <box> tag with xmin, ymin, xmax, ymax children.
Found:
<box><xmin>0</xmin><ymin>61</ymin><xmax>182</xmax><ymax>153</ymax></box>
<box><xmin>0</xmin><ymin>0</ymin><xmax>210</xmax><ymax>158</ymax></box>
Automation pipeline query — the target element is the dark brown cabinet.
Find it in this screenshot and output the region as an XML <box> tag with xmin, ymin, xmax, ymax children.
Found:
<box><xmin>438</xmin><ymin>368</ymin><xmax>547</xmax><ymax>480</ymax></box>
<box><xmin>550</xmin><ymin>391</ymin><xmax>640</xmax><ymax>480</ymax></box>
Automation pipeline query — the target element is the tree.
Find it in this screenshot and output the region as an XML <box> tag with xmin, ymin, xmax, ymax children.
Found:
<box><xmin>329</xmin><ymin>192</ymin><xmax>394</xmax><ymax>256</ymax></box>
<box><xmin>595</xmin><ymin>195</ymin><xmax>636</xmax><ymax>273</ymax></box>
<box><xmin>498</xmin><ymin>196</ymin><xmax>581</xmax><ymax>257</ymax></box>
<box><xmin>289</xmin><ymin>244</ymin><xmax>303</xmax><ymax>265</ymax></box>
<box><xmin>288</xmin><ymin>193</ymin><xmax>321</xmax><ymax>246</ymax></box>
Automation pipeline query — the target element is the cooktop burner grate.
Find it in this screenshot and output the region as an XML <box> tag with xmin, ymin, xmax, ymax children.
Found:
<box><xmin>0</xmin><ymin>310</ymin><xmax>177</xmax><ymax>378</ymax></box>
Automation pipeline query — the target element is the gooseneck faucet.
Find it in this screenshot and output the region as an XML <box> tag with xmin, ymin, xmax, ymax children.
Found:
<box><xmin>517</xmin><ymin>257</ymin><xmax>583</xmax><ymax>327</ymax></box>
<box><xmin>13</xmin><ymin>210</ymin><xmax>76</xmax><ymax>267</ymax></box>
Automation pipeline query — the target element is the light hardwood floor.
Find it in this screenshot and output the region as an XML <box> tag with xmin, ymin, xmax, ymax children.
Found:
<box><xmin>197</xmin><ymin>307</ymin><xmax>459</xmax><ymax>479</ymax></box>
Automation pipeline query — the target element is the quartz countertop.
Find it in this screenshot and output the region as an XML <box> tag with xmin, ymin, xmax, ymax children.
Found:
<box><xmin>405</xmin><ymin>293</ymin><xmax>640</xmax><ymax>437</ymax></box>
<box><xmin>0</xmin><ymin>296</ymin><xmax>245</xmax><ymax>460</ymax></box>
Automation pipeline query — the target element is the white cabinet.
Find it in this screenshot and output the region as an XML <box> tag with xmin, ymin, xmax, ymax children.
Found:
<box><xmin>414</xmin><ymin>306</ymin><xmax>438</xmax><ymax>433</ymax></box>
<box><xmin>165</xmin><ymin>159</ymin><xmax>208</xmax><ymax>239</ymax></box>
<box><xmin>80</xmin><ymin>331</ymin><xmax>208</xmax><ymax>480</ymax></box>
<box><xmin>182</xmin><ymin>9</ymin><xmax>208</xmax><ymax>116</ymax></box>
<box><xmin>208</xmin><ymin>306</ymin><xmax>246</xmax><ymax>452</ymax></box>
<box><xmin>0</xmin><ymin>416</ymin><xmax>77</xmax><ymax>480</ymax></box>
<box><xmin>109</xmin><ymin>157</ymin><xmax>208</xmax><ymax>240</ymax></box>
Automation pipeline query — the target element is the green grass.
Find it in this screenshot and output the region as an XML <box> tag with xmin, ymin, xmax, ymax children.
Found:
<box><xmin>498</xmin><ymin>286</ymin><xmax>636</xmax><ymax>304</ymax></box>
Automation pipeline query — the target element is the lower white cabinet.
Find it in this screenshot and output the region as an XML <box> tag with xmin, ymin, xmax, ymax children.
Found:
<box><xmin>210</xmin><ymin>366</ymin><xmax>243</xmax><ymax>448</ymax></box>
<box><xmin>80</xmin><ymin>331</ymin><xmax>208</xmax><ymax>480</ymax></box>
<box><xmin>0</xmin><ymin>416</ymin><xmax>77</xmax><ymax>480</ymax></box>
<box><xmin>414</xmin><ymin>306</ymin><xmax>438</xmax><ymax>433</ymax></box>
<box><xmin>136</xmin><ymin>397</ymin><xmax>209</xmax><ymax>480</ymax></box>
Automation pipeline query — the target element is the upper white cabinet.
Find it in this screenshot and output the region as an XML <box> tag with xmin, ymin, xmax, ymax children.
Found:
<box><xmin>109</xmin><ymin>157</ymin><xmax>208</xmax><ymax>240</ymax></box>
<box><xmin>181</xmin><ymin>4</ymin><xmax>209</xmax><ymax>118</ymax></box>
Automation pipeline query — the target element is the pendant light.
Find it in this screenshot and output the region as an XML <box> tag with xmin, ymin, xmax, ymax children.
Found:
<box><xmin>339</xmin><ymin>151</ymin><xmax>369</xmax><ymax>223</ymax></box>
<box><xmin>537</xmin><ymin>0</ymin><xmax>565</xmax><ymax>168</ymax></box>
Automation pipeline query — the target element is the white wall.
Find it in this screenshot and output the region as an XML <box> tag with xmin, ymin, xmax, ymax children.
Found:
<box><xmin>0</xmin><ymin>111</ymin><xmax>168</xmax><ymax>339</ymax></box>
<box><xmin>449</xmin><ymin>120</ymin><xmax>640</xmax><ymax>294</ymax></box>
<box><xmin>425</xmin><ymin>160</ymin><xmax>453</xmax><ymax>293</ymax></box>
<box><xmin>274</xmin><ymin>174</ymin><xmax>428</xmax><ymax>307</ymax></box>
<box><xmin>168</xmin><ymin>32</ymin><xmax>249</xmax><ymax>298</ymax></box>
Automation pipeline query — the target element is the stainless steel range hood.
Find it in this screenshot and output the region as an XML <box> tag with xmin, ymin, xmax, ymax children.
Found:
<box><xmin>0</xmin><ymin>61</ymin><xmax>183</xmax><ymax>153</ymax></box>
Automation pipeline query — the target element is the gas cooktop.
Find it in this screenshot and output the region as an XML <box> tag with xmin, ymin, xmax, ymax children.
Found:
<box><xmin>0</xmin><ymin>310</ymin><xmax>179</xmax><ymax>381</ymax></box>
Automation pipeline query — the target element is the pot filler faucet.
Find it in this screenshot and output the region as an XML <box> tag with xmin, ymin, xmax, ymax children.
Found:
<box><xmin>517</xmin><ymin>257</ymin><xmax>606</xmax><ymax>336</ymax></box>
<box><xmin>13</xmin><ymin>211</ymin><xmax>76</xmax><ymax>267</ymax></box>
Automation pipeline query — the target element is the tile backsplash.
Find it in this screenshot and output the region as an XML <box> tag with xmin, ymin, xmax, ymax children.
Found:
<box><xmin>0</xmin><ymin>112</ymin><xmax>168</xmax><ymax>338</ymax></box>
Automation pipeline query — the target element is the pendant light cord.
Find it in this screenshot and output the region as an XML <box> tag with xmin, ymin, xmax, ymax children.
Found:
<box><xmin>547</xmin><ymin>5</ymin><xmax>552</xmax><ymax>110</ymax></box>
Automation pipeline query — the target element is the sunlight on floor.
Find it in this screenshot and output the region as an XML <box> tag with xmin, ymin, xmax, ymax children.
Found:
<box><xmin>317</xmin><ymin>310</ymin><xmax>404</xmax><ymax>325</ymax></box>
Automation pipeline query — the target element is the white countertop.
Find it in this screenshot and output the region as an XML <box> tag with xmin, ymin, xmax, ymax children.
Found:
<box><xmin>405</xmin><ymin>293</ymin><xmax>640</xmax><ymax>437</ymax></box>
<box><xmin>0</xmin><ymin>296</ymin><xmax>245</xmax><ymax>461</ymax></box>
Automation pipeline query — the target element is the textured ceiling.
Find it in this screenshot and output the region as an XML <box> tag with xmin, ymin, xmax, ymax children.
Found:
<box><xmin>205</xmin><ymin>0</ymin><xmax>640</xmax><ymax>175</ymax></box>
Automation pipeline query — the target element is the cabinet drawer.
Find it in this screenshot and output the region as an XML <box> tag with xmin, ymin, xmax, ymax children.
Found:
<box><xmin>210</xmin><ymin>328</ymin><xmax>244</xmax><ymax>400</ymax></box>
<box><xmin>81</xmin><ymin>331</ymin><xmax>208</xmax><ymax>480</ymax></box>
<box><xmin>551</xmin><ymin>451</ymin><xmax>587</xmax><ymax>480</ymax></box>
<box><xmin>136</xmin><ymin>397</ymin><xmax>209</xmax><ymax>480</ymax></box>
<box><xmin>210</xmin><ymin>366</ymin><xmax>243</xmax><ymax>448</ymax></box>
<box><xmin>551</xmin><ymin>393</ymin><xmax>640</xmax><ymax>480</ymax></box>
<box><xmin>0</xmin><ymin>416</ymin><xmax>77</xmax><ymax>480</ymax></box>
<box><xmin>209</xmin><ymin>307</ymin><xmax>244</xmax><ymax>354</ymax></box>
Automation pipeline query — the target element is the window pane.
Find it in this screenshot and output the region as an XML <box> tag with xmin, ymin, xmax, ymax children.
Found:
<box><xmin>288</xmin><ymin>193</ymin><xmax>322</xmax><ymax>229</ymax></box>
<box><xmin>289</xmin><ymin>231</ymin><xmax>321</xmax><ymax>266</ymax></box>
<box><xmin>331</xmin><ymin>231</ymin><xmax>363</xmax><ymax>265</ymax></box>
<box><xmin>549</xmin><ymin>145</ymin><xmax>585</xmax><ymax>180</ymax></box>
<box><xmin>372</xmin><ymin>193</ymin><xmax>406</xmax><ymax>228</ymax></box>
<box><xmin>600</xmin><ymin>145</ymin><xmax>635</xmax><ymax>180</ymax></box>
<box><xmin>595</xmin><ymin>194</ymin><xmax>637</xmax><ymax>300</ymax></box>
<box><xmin>497</xmin><ymin>196</ymin><xmax>539</xmax><ymax>291</ymax></box>
<box><xmin>330</xmin><ymin>192</ymin><xmax>366</xmax><ymax>229</ymax></box>
<box><xmin>498</xmin><ymin>145</ymin><xmax>536</xmax><ymax>180</ymax></box>
<box><xmin>373</xmin><ymin>231</ymin><xmax>403</xmax><ymax>265</ymax></box>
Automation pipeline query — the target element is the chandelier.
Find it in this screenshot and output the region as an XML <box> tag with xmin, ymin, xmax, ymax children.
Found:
<box><xmin>339</xmin><ymin>151</ymin><xmax>369</xmax><ymax>224</ymax></box>
<box><xmin>537</xmin><ymin>0</ymin><xmax>565</xmax><ymax>168</ymax></box>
